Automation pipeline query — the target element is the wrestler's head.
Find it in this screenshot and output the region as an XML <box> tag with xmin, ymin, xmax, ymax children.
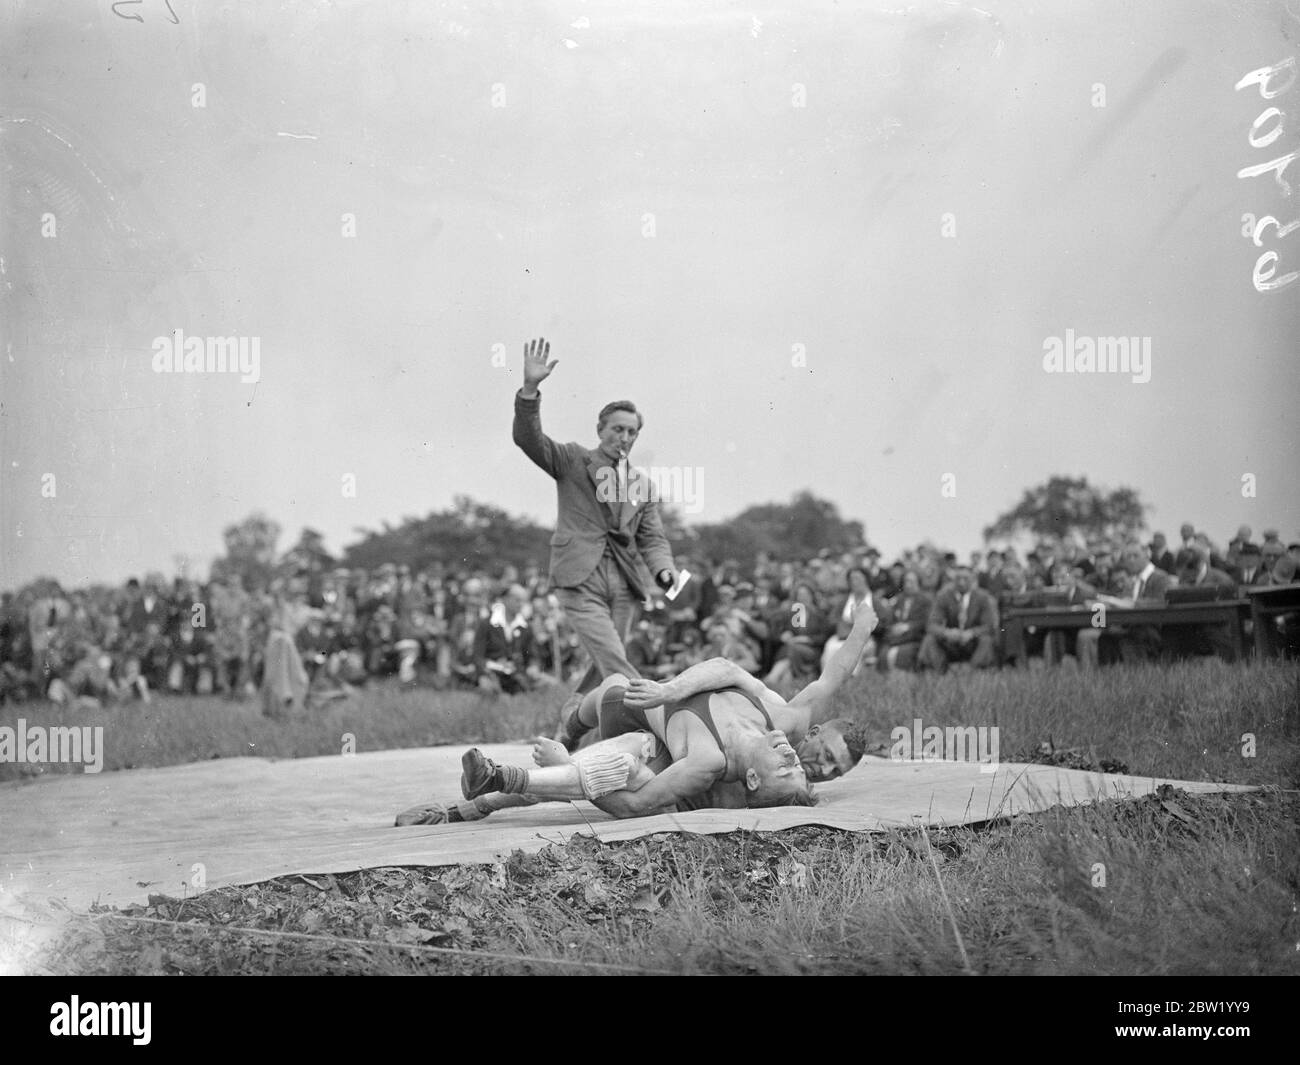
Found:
<box><xmin>741</xmin><ymin>729</ymin><xmax>816</xmax><ymax>808</ymax></box>
<box><xmin>797</xmin><ymin>718</ymin><xmax>868</xmax><ymax>782</ymax></box>
<box><xmin>596</xmin><ymin>401</ymin><xmax>643</xmax><ymax>461</ymax></box>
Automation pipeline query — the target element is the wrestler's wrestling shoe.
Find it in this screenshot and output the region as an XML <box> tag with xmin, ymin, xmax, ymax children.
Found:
<box><xmin>394</xmin><ymin>802</ymin><xmax>456</xmax><ymax>827</ymax></box>
<box><xmin>460</xmin><ymin>748</ymin><xmax>500</xmax><ymax>799</ymax></box>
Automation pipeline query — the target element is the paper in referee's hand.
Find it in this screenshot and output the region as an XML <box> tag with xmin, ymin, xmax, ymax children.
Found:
<box><xmin>665</xmin><ymin>569</ymin><xmax>691</xmax><ymax>601</ymax></box>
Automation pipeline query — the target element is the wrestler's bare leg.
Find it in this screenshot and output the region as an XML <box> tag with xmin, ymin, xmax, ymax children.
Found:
<box><xmin>461</xmin><ymin>731</ymin><xmax>656</xmax><ymax>801</ymax></box>
<box><xmin>555</xmin><ymin>673</ymin><xmax>631</xmax><ymax>750</ymax></box>
<box><xmin>398</xmin><ymin>730</ymin><xmax>654</xmax><ymax>827</ymax></box>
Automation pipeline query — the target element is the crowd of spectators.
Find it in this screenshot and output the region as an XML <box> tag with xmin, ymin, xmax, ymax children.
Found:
<box><xmin>3</xmin><ymin>522</ymin><xmax>1297</xmax><ymax>710</ymax></box>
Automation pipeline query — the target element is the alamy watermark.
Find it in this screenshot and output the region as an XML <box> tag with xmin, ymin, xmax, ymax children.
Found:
<box><xmin>50</xmin><ymin>997</ymin><xmax>150</xmax><ymax>1045</ymax></box>
<box><xmin>1042</xmin><ymin>330</ymin><xmax>1151</xmax><ymax>384</ymax></box>
<box><xmin>594</xmin><ymin>458</ymin><xmax>705</xmax><ymax>515</ymax></box>
<box><xmin>151</xmin><ymin>329</ymin><xmax>261</xmax><ymax>383</ymax></box>
<box><xmin>0</xmin><ymin>719</ymin><xmax>103</xmax><ymax>773</ymax></box>
<box><xmin>889</xmin><ymin>717</ymin><xmax>1000</xmax><ymax>773</ymax></box>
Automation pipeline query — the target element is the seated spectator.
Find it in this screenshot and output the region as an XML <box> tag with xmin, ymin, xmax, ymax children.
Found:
<box><xmin>703</xmin><ymin>619</ymin><xmax>760</xmax><ymax>674</ymax></box>
<box><xmin>1264</xmin><ymin>557</ymin><xmax>1300</xmax><ymax>657</ymax></box>
<box><xmin>1226</xmin><ymin>524</ymin><xmax>1255</xmax><ymax>569</ymax></box>
<box><xmin>764</xmin><ymin>582</ymin><xmax>831</xmax><ymax>690</ymax></box>
<box><xmin>821</xmin><ymin>567</ymin><xmax>890</xmax><ymax>672</ymax></box>
<box><xmin>879</xmin><ymin>560</ymin><xmax>907</xmax><ymax>601</ymax></box>
<box><xmin>363</xmin><ymin>604</ymin><xmax>400</xmax><ymax>677</ymax></box>
<box><xmin>625</xmin><ymin>616</ymin><xmax>674</xmax><ymax>680</ymax></box>
<box><xmin>1042</xmin><ymin>564</ymin><xmax>1097</xmax><ymax>664</ymax></box>
<box><xmin>167</xmin><ymin>619</ymin><xmax>213</xmax><ymax>694</ymax></box>
<box><xmin>919</xmin><ymin>565</ymin><xmax>999</xmax><ymax>672</ymax></box>
<box><xmin>1149</xmin><ymin>532</ymin><xmax>1176</xmax><ymax>575</ymax></box>
<box><xmin>474</xmin><ymin>584</ymin><xmax>532</xmax><ymax>694</ymax></box>
<box><xmin>47</xmin><ymin>642</ymin><xmax>120</xmax><ymax>708</ymax></box>
<box><xmin>1175</xmin><ymin>543</ymin><xmax>1236</xmax><ymax>593</ymax></box>
<box><xmin>668</xmin><ymin>626</ymin><xmax>708</xmax><ymax>673</ymax></box>
<box><xmin>1232</xmin><ymin>542</ymin><xmax>1270</xmax><ymax>587</ymax></box>
<box><xmin>1260</xmin><ymin>539</ymin><xmax>1287</xmax><ymax>584</ymax></box>
<box><xmin>524</xmin><ymin>593</ymin><xmax>581</xmax><ymax>685</ymax></box>
<box><xmin>1164</xmin><ymin>542</ymin><xmax>1238</xmax><ymax>661</ymax></box>
<box><xmin>863</xmin><ymin>547</ymin><xmax>890</xmax><ymax>593</ymax></box>
<box><xmin>703</xmin><ymin>582</ymin><xmax>740</xmax><ymax>632</ymax></box>
<box><xmin>993</xmin><ymin>562</ymin><xmax>1044</xmax><ymax>666</ymax></box>
<box><xmin>879</xmin><ymin>569</ymin><xmax>931</xmax><ymax>673</ymax></box>
<box><xmin>1077</xmin><ymin>542</ymin><xmax>1173</xmax><ymax>669</ymax></box>
<box><xmin>727</xmin><ymin>583</ymin><xmax>770</xmax><ymax>665</ymax></box>
<box><xmin>978</xmin><ymin>550</ymin><xmax>1003</xmax><ymax>593</ymax></box>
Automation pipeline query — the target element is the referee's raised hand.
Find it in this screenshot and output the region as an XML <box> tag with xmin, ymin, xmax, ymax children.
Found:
<box><xmin>521</xmin><ymin>337</ymin><xmax>557</xmax><ymax>397</ymax></box>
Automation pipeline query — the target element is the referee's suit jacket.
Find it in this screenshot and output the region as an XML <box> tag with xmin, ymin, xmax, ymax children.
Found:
<box><xmin>513</xmin><ymin>390</ymin><xmax>674</xmax><ymax>599</ymax></box>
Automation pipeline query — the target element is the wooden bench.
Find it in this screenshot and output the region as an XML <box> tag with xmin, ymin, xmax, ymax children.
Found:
<box><xmin>1003</xmin><ymin>600</ymin><xmax>1253</xmax><ymax>663</ymax></box>
<box><xmin>1241</xmin><ymin>583</ymin><xmax>1300</xmax><ymax>659</ymax></box>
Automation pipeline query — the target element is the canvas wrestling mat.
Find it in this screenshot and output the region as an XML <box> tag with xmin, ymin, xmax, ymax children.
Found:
<box><xmin>0</xmin><ymin>744</ymin><xmax>1255</xmax><ymax>910</ymax></box>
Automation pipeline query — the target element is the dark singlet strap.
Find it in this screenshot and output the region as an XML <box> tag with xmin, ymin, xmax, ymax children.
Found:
<box><xmin>663</xmin><ymin>690</ymin><xmax>726</xmax><ymax>750</ymax></box>
<box><xmin>662</xmin><ymin>686</ymin><xmax>774</xmax><ymax>750</ymax></box>
<box><xmin>715</xmin><ymin>685</ymin><xmax>775</xmax><ymax>730</ymax></box>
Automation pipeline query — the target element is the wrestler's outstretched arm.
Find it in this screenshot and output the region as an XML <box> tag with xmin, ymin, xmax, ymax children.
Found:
<box><xmin>781</xmin><ymin>597</ymin><xmax>879</xmax><ymax>739</ymax></box>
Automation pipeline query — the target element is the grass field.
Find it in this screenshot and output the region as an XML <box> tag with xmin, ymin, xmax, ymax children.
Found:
<box><xmin>6</xmin><ymin>659</ymin><xmax>1300</xmax><ymax>975</ymax></box>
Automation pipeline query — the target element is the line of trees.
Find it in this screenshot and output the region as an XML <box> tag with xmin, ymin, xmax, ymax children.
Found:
<box><xmin>206</xmin><ymin>476</ymin><xmax>1149</xmax><ymax>587</ymax></box>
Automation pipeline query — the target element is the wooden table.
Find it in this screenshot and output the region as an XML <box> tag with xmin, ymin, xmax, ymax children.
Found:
<box><xmin>1003</xmin><ymin>600</ymin><xmax>1253</xmax><ymax>662</ymax></box>
<box><xmin>1240</xmin><ymin>583</ymin><xmax>1300</xmax><ymax>659</ymax></box>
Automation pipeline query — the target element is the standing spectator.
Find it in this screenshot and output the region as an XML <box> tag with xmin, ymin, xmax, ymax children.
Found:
<box><xmin>260</xmin><ymin>579</ymin><xmax>319</xmax><ymax>718</ymax></box>
<box><xmin>210</xmin><ymin>575</ymin><xmax>252</xmax><ymax>698</ymax></box>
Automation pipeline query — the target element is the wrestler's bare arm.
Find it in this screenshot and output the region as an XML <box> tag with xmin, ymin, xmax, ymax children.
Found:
<box><xmin>588</xmin><ymin>754</ymin><xmax>725</xmax><ymax>818</ymax></box>
<box><xmin>624</xmin><ymin>656</ymin><xmax>780</xmax><ymax>710</ymax></box>
<box><xmin>780</xmin><ymin>597</ymin><xmax>879</xmax><ymax>739</ymax></box>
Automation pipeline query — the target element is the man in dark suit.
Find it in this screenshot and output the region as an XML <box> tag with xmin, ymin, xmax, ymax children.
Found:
<box><xmin>474</xmin><ymin>584</ymin><xmax>534</xmax><ymax>694</ymax></box>
<box><xmin>512</xmin><ymin>338</ymin><xmax>677</xmax><ymax>747</ymax></box>
<box><xmin>1167</xmin><ymin>543</ymin><xmax>1239</xmax><ymax>661</ymax></box>
<box><xmin>120</xmin><ymin>577</ymin><xmax>170</xmax><ymax>636</ymax></box>
<box><xmin>1077</xmin><ymin>542</ymin><xmax>1175</xmax><ymax>668</ymax></box>
<box><xmin>918</xmin><ymin>565</ymin><xmax>999</xmax><ymax>672</ymax></box>
<box><xmin>1232</xmin><ymin>542</ymin><xmax>1271</xmax><ymax>588</ymax></box>
<box><xmin>1148</xmin><ymin>532</ymin><xmax>1176</xmax><ymax>575</ymax></box>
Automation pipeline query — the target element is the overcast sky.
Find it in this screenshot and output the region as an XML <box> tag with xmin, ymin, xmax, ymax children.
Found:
<box><xmin>2</xmin><ymin>0</ymin><xmax>1297</xmax><ymax>587</ymax></box>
